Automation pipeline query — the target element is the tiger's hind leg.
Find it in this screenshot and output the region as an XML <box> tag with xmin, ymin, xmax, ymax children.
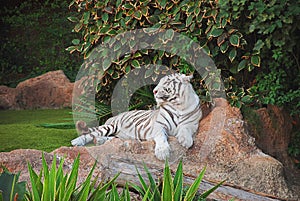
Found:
<box><xmin>93</xmin><ymin>136</ymin><xmax>114</xmax><ymax>145</ymax></box>
<box><xmin>71</xmin><ymin>121</ymin><xmax>116</xmax><ymax>146</ymax></box>
<box><xmin>176</xmin><ymin>126</ymin><xmax>196</xmax><ymax>148</ymax></box>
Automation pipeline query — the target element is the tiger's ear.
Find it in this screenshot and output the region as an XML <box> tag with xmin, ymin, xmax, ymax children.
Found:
<box><xmin>76</xmin><ymin>120</ymin><xmax>89</xmax><ymax>135</ymax></box>
<box><xmin>182</xmin><ymin>74</ymin><xmax>193</xmax><ymax>82</ymax></box>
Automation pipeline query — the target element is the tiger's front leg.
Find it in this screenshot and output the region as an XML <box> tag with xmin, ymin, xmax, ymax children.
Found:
<box><xmin>176</xmin><ymin>126</ymin><xmax>196</xmax><ymax>149</ymax></box>
<box><xmin>153</xmin><ymin>131</ymin><xmax>170</xmax><ymax>160</ymax></box>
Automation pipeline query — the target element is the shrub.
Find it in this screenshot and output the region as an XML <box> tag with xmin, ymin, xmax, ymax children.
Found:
<box><xmin>67</xmin><ymin>0</ymin><xmax>258</xmax><ymax>110</ymax></box>
<box><xmin>220</xmin><ymin>0</ymin><xmax>300</xmax><ymax>113</ymax></box>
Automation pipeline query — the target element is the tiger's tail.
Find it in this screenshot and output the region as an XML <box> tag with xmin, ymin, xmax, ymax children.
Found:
<box><xmin>76</xmin><ymin>120</ymin><xmax>89</xmax><ymax>135</ymax></box>
<box><xmin>72</xmin><ymin>120</ymin><xmax>116</xmax><ymax>146</ymax></box>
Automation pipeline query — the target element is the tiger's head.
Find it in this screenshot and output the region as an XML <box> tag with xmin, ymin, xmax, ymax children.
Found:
<box><xmin>153</xmin><ymin>73</ymin><xmax>197</xmax><ymax>107</ymax></box>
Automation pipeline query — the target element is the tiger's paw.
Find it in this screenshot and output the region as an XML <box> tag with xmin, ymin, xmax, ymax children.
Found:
<box><xmin>94</xmin><ymin>136</ymin><xmax>113</xmax><ymax>145</ymax></box>
<box><xmin>177</xmin><ymin>134</ymin><xmax>193</xmax><ymax>149</ymax></box>
<box><xmin>71</xmin><ymin>136</ymin><xmax>85</xmax><ymax>146</ymax></box>
<box><xmin>155</xmin><ymin>144</ymin><xmax>170</xmax><ymax>160</ymax></box>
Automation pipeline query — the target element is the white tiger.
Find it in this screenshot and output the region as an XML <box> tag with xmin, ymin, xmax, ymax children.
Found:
<box><xmin>71</xmin><ymin>73</ymin><xmax>202</xmax><ymax>160</ymax></box>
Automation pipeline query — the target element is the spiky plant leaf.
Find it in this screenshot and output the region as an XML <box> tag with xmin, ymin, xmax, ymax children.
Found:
<box><xmin>199</xmin><ymin>180</ymin><xmax>225</xmax><ymax>199</ymax></box>
<box><xmin>162</xmin><ymin>159</ymin><xmax>173</xmax><ymax>201</ymax></box>
<box><xmin>184</xmin><ymin>166</ymin><xmax>206</xmax><ymax>201</ymax></box>
<box><xmin>143</xmin><ymin>163</ymin><xmax>161</xmax><ymax>200</ymax></box>
<box><xmin>173</xmin><ymin>160</ymin><xmax>183</xmax><ymax>201</ymax></box>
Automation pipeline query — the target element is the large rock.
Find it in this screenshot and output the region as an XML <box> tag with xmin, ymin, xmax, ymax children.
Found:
<box><xmin>0</xmin><ymin>86</ymin><xmax>17</xmax><ymax>109</ymax></box>
<box><xmin>0</xmin><ymin>70</ymin><xmax>74</xmax><ymax>109</ymax></box>
<box><xmin>0</xmin><ymin>98</ymin><xmax>299</xmax><ymax>200</ymax></box>
<box><xmin>255</xmin><ymin>105</ymin><xmax>293</xmax><ymax>165</ymax></box>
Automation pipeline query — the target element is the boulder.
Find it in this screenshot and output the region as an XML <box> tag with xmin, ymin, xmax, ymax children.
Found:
<box><xmin>0</xmin><ymin>86</ymin><xmax>17</xmax><ymax>109</ymax></box>
<box><xmin>0</xmin><ymin>70</ymin><xmax>74</xmax><ymax>109</ymax></box>
<box><xmin>0</xmin><ymin>98</ymin><xmax>299</xmax><ymax>200</ymax></box>
<box><xmin>255</xmin><ymin>105</ymin><xmax>293</xmax><ymax>165</ymax></box>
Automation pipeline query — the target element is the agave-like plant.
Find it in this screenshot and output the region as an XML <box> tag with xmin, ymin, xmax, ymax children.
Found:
<box><xmin>25</xmin><ymin>154</ymin><xmax>224</xmax><ymax>201</ymax></box>
<box><xmin>131</xmin><ymin>160</ymin><xmax>225</xmax><ymax>201</ymax></box>
<box><xmin>25</xmin><ymin>154</ymin><xmax>120</xmax><ymax>201</ymax></box>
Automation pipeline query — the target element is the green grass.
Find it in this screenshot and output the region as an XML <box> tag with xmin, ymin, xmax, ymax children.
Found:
<box><xmin>0</xmin><ymin>109</ymin><xmax>77</xmax><ymax>153</ymax></box>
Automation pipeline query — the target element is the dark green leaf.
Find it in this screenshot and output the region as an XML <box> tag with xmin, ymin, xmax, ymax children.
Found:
<box><xmin>72</xmin><ymin>39</ymin><xmax>80</xmax><ymax>45</ymax></box>
<box><xmin>103</xmin><ymin>58</ymin><xmax>112</xmax><ymax>71</ymax></box>
<box><xmin>251</xmin><ymin>55</ymin><xmax>260</xmax><ymax>67</ymax></box>
<box><xmin>158</xmin><ymin>0</ymin><xmax>167</xmax><ymax>9</ymax></box>
<box><xmin>221</xmin><ymin>18</ymin><xmax>227</xmax><ymax>28</ymax></box>
<box><xmin>220</xmin><ymin>41</ymin><xmax>229</xmax><ymax>53</ymax></box>
<box><xmin>165</xmin><ymin>29</ymin><xmax>175</xmax><ymax>40</ymax></box>
<box><xmin>228</xmin><ymin>48</ymin><xmax>237</xmax><ymax>62</ymax></box>
<box><xmin>123</xmin><ymin>3</ymin><xmax>134</xmax><ymax>9</ymax></box>
<box><xmin>229</xmin><ymin>34</ymin><xmax>240</xmax><ymax>47</ymax></box>
<box><xmin>131</xmin><ymin>59</ymin><xmax>140</xmax><ymax>68</ymax></box>
<box><xmin>65</xmin><ymin>46</ymin><xmax>78</xmax><ymax>54</ymax></box>
<box><xmin>100</xmin><ymin>26</ymin><xmax>110</xmax><ymax>33</ymax></box>
<box><xmin>0</xmin><ymin>170</ymin><xmax>26</xmax><ymax>201</ymax></box>
<box><xmin>253</xmin><ymin>40</ymin><xmax>264</xmax><ymax>51</ymax></box>
<box><xmin>241</xmin><ymin>95</ymin><xmax>252</xmax><ymax>103</ymax></box>
<box><xmin>107</xmin><ymin>29</ymin><xmax>117</xmax><ymax>35</ymax></box>
<box><xmin>74</xmin><ymin>23</ymin><xmax>83</xmax><ymax>32</ymax></box>
<box><xmin>237</xmin><ymin>60</ymin><xmax>247</xmax><ymax>71</ymax></box>
<box><xmin>102</xmin><ymin>13</ymin><xmax>109</xmax><ymax>22</ymax></box>
<box><xmin>83</xmin><ymin>11</ymin><xmax>90</xmax><ymax>25</ymax></box>
<box><xmin>186</xmin><ymin>15</ymin><xmax>193</xmax><ymax>27</ymax></box>
<box><xmin>124</xmin><ymin>65</ymin><xmax>131</xmax><ymax>74</ymax></box>
<box><xmin>112</xmin><ymin>71</ymin><xmax>120</xmax><ymax>79</ymax></box>
<box><xmin>67</xmin><ymin>16</ymin><xmax>79</xmax><ymax>22</ymax></box>
<box><xmin>209</xmin><ymin>28</ymin><xmax>224</xmax><ymax>37</ymax></box>
<box><xmin>133</xmin><ymin>11</ymin><xmax>142</xmax><ymax>20</ymax></box>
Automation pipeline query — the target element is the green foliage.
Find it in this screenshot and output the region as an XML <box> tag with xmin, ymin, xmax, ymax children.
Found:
<box><xmin>0</xmin><ymin>168</ymin><xmax>26</xmax><ymax>201</ymax></box>
<box><xmin>0</xmin><ymin>0</ymin><xmax>82</xmax><ymax>87</ymax></box>
<box><xmin>68</xmin><ymin>0</ymin><xmax>253</xmax><ymax>109</ymax></box>
<box><xmin>0</xmin><ymin>154</ymin><xmax>223</xmax><ymax>201</ymax></box>
<box><xmin>288</xmin><ymin>130</ymin><xmax>300</xmax><ymax>169</ymax></box>
<box><xmin>131</xmin><ymin>160</ymin><xmax>225</xmax><ymax>201</ymax></box>
<box><xmin>25</xmin><ymin>153</ymin><xmax>122</xmax><ymax>201</ymax></box>
<box><xmin>250</xmin><ymin>68</ymin><xmax>300</xmax><ymax>114</ymax></box>
<box><xmin>220</xmin><ymin>0</ymin><xmax>300</xmax><ymax>111</ymax></box>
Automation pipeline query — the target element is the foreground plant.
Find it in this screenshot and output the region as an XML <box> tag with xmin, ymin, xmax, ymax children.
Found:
<box><xmin>25</xmin><ymin>154</ymin><xmax>119</xmax><ymax>201</ymax></box>
<box><xmin>132</xmin><ymin>160</ymin><xmax>225</xmax><ymax>201</ymax></box>
<box><xmin>23</xmin><ymin>154</ymin><xmax>224</xmax><ymax>201</ymax></box>
<box><xmin>0</xmin><ymin>167</ymin><xmax>26</xmax><ymax>201</ymax></box>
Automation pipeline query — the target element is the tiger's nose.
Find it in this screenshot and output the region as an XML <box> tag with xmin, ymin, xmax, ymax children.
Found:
<box><xmin>153</xmin><ymin>89</ymin><xmax>158</xmax><ymax>94</ymax></box>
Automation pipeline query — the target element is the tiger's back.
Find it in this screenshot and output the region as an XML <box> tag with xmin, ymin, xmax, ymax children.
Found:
<box><xmin>105</xmin><ymin>109</ymin><xmax>157</xmax><ymax>140</ymax></box>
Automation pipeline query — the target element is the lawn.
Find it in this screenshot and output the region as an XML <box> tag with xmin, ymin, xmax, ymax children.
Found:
<box><xmin>0</xmin><ymin>109</ymin><xmax>78</xmax><ymax>152</ymax></box>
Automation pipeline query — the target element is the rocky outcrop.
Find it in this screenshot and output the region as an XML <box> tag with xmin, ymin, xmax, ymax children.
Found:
<box><xmin>0</xmin><ymin>70</ymin><xmax>73</xmax><ymax>109</ymax></box>
<box><xmin>0</xmin><ymin>86</ymin><xmax>17</xmax><ymax>109</ymax></box>
<box><xmin>1</xmin><ymin>98</ymin><xmax>298</xmax><ymax>200</ymax></box>
<box><xmin>255</xmin><ymin>105</ymin><xmax>293</xmax><ymax>165</ymax></box>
